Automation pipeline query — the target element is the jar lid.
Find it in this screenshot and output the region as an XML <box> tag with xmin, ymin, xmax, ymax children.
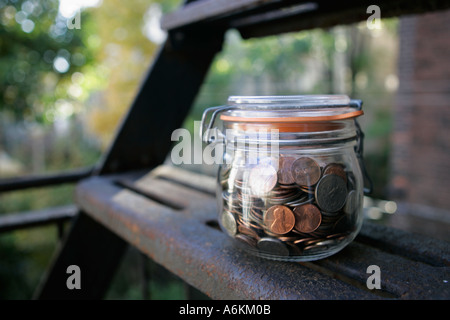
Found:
<box><xmin>220</xmin><ymin>95</ymin><xmax>363</xmax><ymax>122</ymax></box>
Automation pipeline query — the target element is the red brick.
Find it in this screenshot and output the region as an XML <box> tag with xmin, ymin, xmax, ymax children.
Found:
<box><xmin>390</xmin><ymin>9</ymin><xmax>450</xmax><ymax>211</ymax></box>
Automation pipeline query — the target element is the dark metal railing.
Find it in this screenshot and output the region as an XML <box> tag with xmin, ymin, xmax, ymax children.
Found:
<box><xmin>0</xmin><ymin>166</ymin><xmax>94</xmax><ymax>193</ymax></box>
<box><xmin>0</xmin><ymin>167</ymin><xmax>93</xmax><ymax>234</ymax></box>
<box><xmin>0</xmin><ymin>205</ymin><xmax>78</xmax><ymax>233</ymax></box>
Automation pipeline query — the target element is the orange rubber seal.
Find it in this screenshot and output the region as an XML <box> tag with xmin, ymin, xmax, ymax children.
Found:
<box><xmin>220</xmin><ymin>110</ymin><xmax>363</xmax><ymax>123</ymax></box>
<box><xmin>220</xmin><ymin>110</ymin><xmax>363</xmax><ymax>132</ymax></box>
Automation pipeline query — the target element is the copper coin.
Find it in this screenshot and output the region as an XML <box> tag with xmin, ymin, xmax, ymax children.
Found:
<box><xmin>291</xmin><ymin>157</ymin><xmax>321</xmax><ymax>187</ymax></box>
<box><xmin>323</xmin><ymin>163</ymin><xmax>347</xmax><ymax>182</ymax></box>
<box><xmin>293</xmin><ymin>204</ymin><xmax>322</xmax><ymax>233</ymax></box>
<box><xmin>315</xmin><ymin>174</ymin><xmax>348</xmax><ymax>212</ymax></box>
<box><xmin>249</xmin><ymin>163</ymin><xmax>278</xmax><ymax>196</ymax></box>
<box><xmin>263</xmin><ymin>205</ymin><xmax>295</xmax><ymax>235</ymax></box>
<box><xmin>277</xmin><ymin>156</ymin><xmax>295</xmax><ymax>185</ymax></box>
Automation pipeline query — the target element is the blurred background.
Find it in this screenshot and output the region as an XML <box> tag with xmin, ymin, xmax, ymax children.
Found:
<box><xmin>0</xmin><ymin>0</ymin><xmax>448</xmax><ymax>299</ymax></box>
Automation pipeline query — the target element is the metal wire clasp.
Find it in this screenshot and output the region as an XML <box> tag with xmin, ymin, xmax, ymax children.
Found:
<box><xmin>200</xmin><ymin>106</ymin><xmax>235</xmax><ymax>144</ymax></box>
<box><xmin>349</xmin><ymin>99</ymin><xmax>373</xmax><ymax>195</ymax></box>
<box><xmin>354</xmin><ymin>119</ymin><xmax>373</xmax><ymax>195</ymax></box>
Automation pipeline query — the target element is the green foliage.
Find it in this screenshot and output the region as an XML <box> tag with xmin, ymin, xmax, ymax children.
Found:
<box><xmin>0</xmin><ymin>233</ymin><xmax>32</xmax><ymax>299</ymax></box>
<box><xmin>0</xmin><ymin>226</ymin><xmax>58</xmax><ymax>299</ymax></box>
<box><xmin>0</xmin><ymin>0</ymin><xmax>95</xmax><ymax>123</ymax></box>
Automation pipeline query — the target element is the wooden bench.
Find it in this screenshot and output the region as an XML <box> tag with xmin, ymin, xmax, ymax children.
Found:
<box><xmin>33</xmin><ymin>0</ymin><xmax>450</xmax><ymax>300</ymax></box>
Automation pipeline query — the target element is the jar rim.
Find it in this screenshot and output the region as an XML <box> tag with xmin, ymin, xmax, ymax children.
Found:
<box><xmin>222</xmin><ymin>95</ymin><xmax>363</xmax><ymax>123</ymax></box>
<box><xmin>227</xmin><ymin>95</ymin><xmax>351</xmax><ymax>108</ymax></box>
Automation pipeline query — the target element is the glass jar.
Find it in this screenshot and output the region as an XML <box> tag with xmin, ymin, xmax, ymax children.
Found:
<box><xmin>201</xmin><ymin>95</ymin><xmax>371</xmax><ymax>261</ymax></box>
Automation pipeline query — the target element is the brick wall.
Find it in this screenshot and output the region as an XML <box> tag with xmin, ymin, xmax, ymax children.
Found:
<box><xmin>390</xmin><ymin>9</ymin><xmax>450</xmax><ymax>213</ymax></box>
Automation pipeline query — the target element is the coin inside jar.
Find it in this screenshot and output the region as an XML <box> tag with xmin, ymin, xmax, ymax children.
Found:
<box><xmin>257</xmin><ymin>237</ymin><xmax>289</xmax><ymax>256</ymax></box>
<box><xmin>315</xmin><ymin>174</ymin><xmax>348</xmax><ymax>212</ymax></box>
<box><xmin>291</xmin><ymin>157</ymin><xmax>321</xmax><ymax>187</ymax></box>
<box><xmin>235</xmin><ymin>234</ymin><xmax>257</xmax><ymax>248</ymax></box>
<box><xmin>249</xmin><ymin>163</ymin><xmax>278</xmax><ymax>196</ymax></box>
<box><xmin>293</xmin><ymin>203</ymin><xmax>322</xmax><ymax>233</ymax></box>
<box><xmin>221</xmin><ymin>210</ymin><xmax>237</xmax><ymax>236</ymax></box>
<box><xmin>238</xmin><ymin>224</ymin><xmax>260</xmax><ymax>240</ymax></box>
<box><xmin>323</xmin><ymin>163</ymin><xmax>347</xmax><ymax>182</ymax></box>
<box><xmin>344</xmin><ymin>189</ymin><xmax>357</xmax><ymax>215</ymax></box>
<box><xmin>277</xmin><ymin>156</ymin><xmax>296</xmax><ymax>185</ymax></box>
<box><xmin>263</xmin><ymin>205</ymin><xmax>295</xmax><ymax>235</ymax></box>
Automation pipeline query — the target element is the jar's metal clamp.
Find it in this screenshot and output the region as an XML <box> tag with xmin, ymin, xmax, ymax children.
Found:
<box><xmin>200</xmin><ymin>100</ymin><xmax>373</xmax><ymax>195</ymax></box>
<box><xmin>350</xmin><ymin>100</ymin><xmax>373</xmax><ymax>195</ymax></box>
<box><xmin>200</xmin><ymin>105</ymin><xmax>234</xmax><ymax>144</ymax></box>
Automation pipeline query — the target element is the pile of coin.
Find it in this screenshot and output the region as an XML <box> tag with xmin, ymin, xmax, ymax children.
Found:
<box><xmin>219</xmin><ymin>155</ymin><xmax>359</xmax><ymax>258</ymax></box>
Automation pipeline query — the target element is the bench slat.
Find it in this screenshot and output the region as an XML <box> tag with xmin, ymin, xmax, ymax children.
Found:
<box><xmin>357</xmin><ymin>222</ymin><xmax>450</xmax><ymax>268</ymax></box>
<box><xmin>315</xmin><ymin>242</ymin><xmax>450</xmax><ymax>299</ymax></box>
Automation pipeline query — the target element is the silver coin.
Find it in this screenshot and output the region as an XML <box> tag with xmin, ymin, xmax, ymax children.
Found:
<box><xmin>285</xmin><ymin>195</ymin><xmax>314</xmax><ymax>207</ymax></box>
<box><xmin>249</xmin><ymin>164</ymin><xmax>278</xmax><ymax>196</ymax></box>
<box><xmin>321</xmin><ymin>210</ymin><xmax>341</xmax><ymax>217</ymax></box>
<box><xmin>315</xmin><ymin>174</ymin><xmax>348</xmax><ymax>212</ymax></box>
<box><xmin>221</xmin><ymin>210</ymin><xmax>237</xmax><ymax>236</ymax></box>
<box><xmin>268</xmin><ymin>190</ymin><xmax>303</xmax><ymax>205</ymax></box>
<box><xmin>344</xmin><ymin>190</ymin><xmax>357</xmax><ymax>215</ymax></box>
<box><xmin>257</xmin><ymin>237</ymin><xmax>290</xmax><ymax>256</ymax></box>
